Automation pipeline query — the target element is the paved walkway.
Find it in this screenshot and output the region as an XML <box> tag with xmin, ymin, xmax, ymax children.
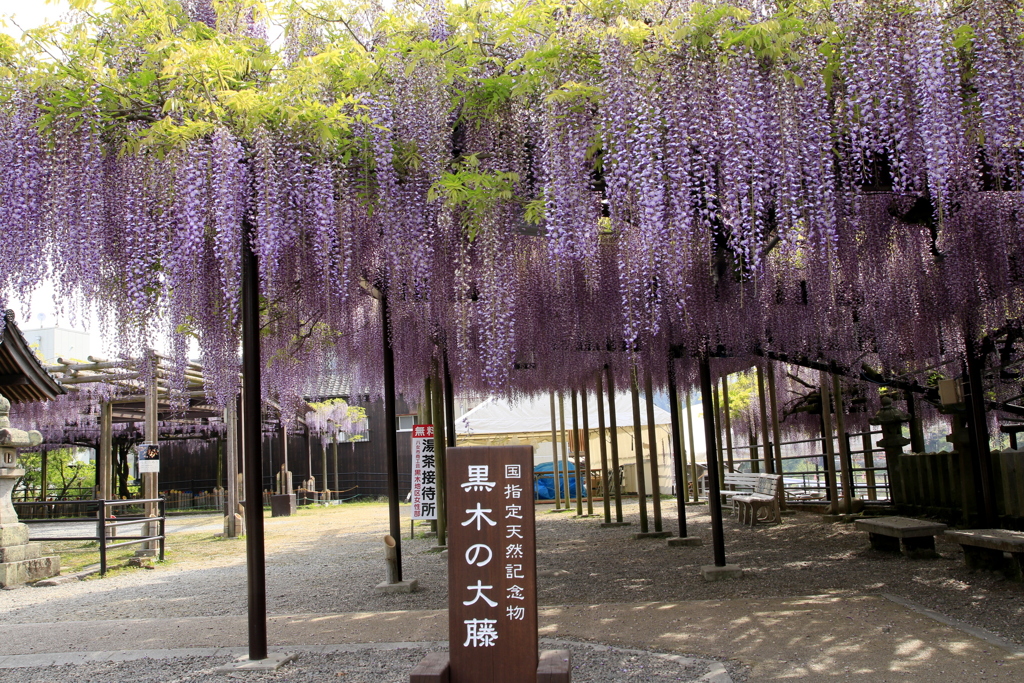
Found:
<box><xmin>1</xmin><ymin>595</ymin><xmax>1021</xmax><ymax>681</ymax></box>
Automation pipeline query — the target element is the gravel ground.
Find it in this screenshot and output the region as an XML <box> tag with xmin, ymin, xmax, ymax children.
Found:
<box><xmin>0</xmin><ymin>642</ymin><xmax>742</xmax><ymax>683</ymax></box>
<box><xmin>3</xmin><ymin>499</ymin><xmax>1023</xmax><ymax>646</ymax></box>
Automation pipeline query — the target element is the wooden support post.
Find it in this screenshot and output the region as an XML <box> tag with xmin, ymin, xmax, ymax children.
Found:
<box><xmin>863</xmin><ymin>433</ymin><xmax>877</xmax><ymax>501</ymax></box>
<box><xmin>39</xmin><ymin>446</ymin><xmax>49</xmax><ymax>501</ymax></box>
<box><xmin>757</xmin><ymin>367</ymin><xmax>773</xmax><ymax>474</ymax></box>
<box><xmin>749</xmin><ymin>431</ymin><xmax>760</xmax><ymax>474</ymax></box>
<box><xmin>820</xmin><ymin>372</ymin><xmax>840</xmax><ymax>507</ymax></box>
<box><xmin>630</xmin><ymin>366</ymin><xmax>649</xmax><ymax>533</ymax></box>
<box><xmin>570</xmin><ymin>389</ymin><xmax>583</xmax><ymax>515</ymax></box>
<box><xmin>380</xmin><ymin>292</ymin><xmax>403</xmax><ymax>580</ymax></box>
<box><xmin>241</xmin><ymin>219</ymin><xmax>268</xmax><ymax>661</ymax></box>
<box><xmin>431</xmin><ymin>360</ymin><xmax>448</xmax><ymax>547</ymax></box>
<box><xmin>596</xmin><ymin>371</ymin><xmax>611</xmax><ymax>523</ymax></box>
<box><xmin>699</xmin><ymin>354</ymin><xmax>727</xmax><ymax>566</ymax></box>
<box><xmin>964</xmin><ymin>338</ymin><xmax>998</xmax><ymax>526</ymax></box>
<box><xmin>667</xmin><ymin>355</ymin><xmax>689</xmax><ymax>537</ymax></box>
<box><xmin>685</xmin><ymin>391</ymin><xmax>698</xmax><ymax>502</ymax></box>
<box><xmin>832</xmin><ymin>375</ymin><xmax>854</xmax><ymax>513</ymax></box>
<box><xmin>644</xmin><ymin>369</ymin><xmax>663</xmax><ymax>532</ymax></box>
<box><xmin>581</xmin><ymin>388</ymin><xmax>593</xmax><ymax>516</ymax></box>
<box><xmin>304</xmin><ymin>423</ymin><xmax>312</xmax><ymax>494</ymax></box>
<box><xmin>606</xmin><ymin>365</ymin><xmax>624</xmax><ymax>523</ymax></box>
<box><xmin>225</xmin><ymin>401</ymin><xmax>239</xmax><ymax>537</ymax></box>
<box><xmin>722</xmin><ymin>377</ymin><xmax>734</xmax><ymax>472</ymax></box>
<box><xmin>558</xmin><ymin>392</ymin><xmax>570</xmax><ymax>511</ymax></box>
<box><xmin>713</xmin><ymin>381</ymin><xmax>724</xmax><ymax>483</ymax></box>
<box><xmin>278</xmin><ymin>422</ymin><xmax>288</xmax><ymax>495</ymax></box>
<box><xmin>766</xmin><ymin>362</ymin><xmax>785</xmax><ymax>509</ymax></box>
<box><xmin>140</xmin><ymin>354</ymin><xmax>159</xmax><ymax>555</ymax></box>
<box><xmin>906</xmin><ymin>392</ymin><xmax>926</xmax><ymax>454</ymax></box>
<box><xmin>443</xmin><ymin>355</ymin><xmax>456</xmax><ymax>449</ymax></box>
<box><xmin>332</xmin><ymin>438</ymin><xmax>339</xmax><ymax>499</ymax></box>
<box><xmin>98</xmin><ymin>402</ymin><xmax>112</xmax><ymax>500</ymax></box>
<box><xmin>549</xmin><ymin>393</ymin><xmax>561</xmax><ymax>509</ymax></box>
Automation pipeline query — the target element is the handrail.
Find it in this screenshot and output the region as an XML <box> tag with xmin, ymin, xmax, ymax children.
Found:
<box><xmin>21</xmin><ymin>498</ymin><xmax>165</xmax><ymax>576</ymax></box>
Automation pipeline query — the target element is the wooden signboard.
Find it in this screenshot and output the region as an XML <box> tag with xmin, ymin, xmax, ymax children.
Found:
<box><xmin>447</xmin><ymin>445</ymin><xmax>537</xmax><ymax>683</ymax></box>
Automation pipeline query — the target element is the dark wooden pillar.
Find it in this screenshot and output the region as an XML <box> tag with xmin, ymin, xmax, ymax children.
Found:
<box><xmin>699</xmin><ymin>354</ymin><xmax>726</xmax><ymax>567</ymax></box>
<box><xmin>380</xmin><ymin>292</ymin><xmax>403</xmax><ymax>581</ymax></box>
<box><xmin>667</xmin><ymin>356</ymin><xmax>688</xmax><ymax>538</ymax></box>
<box><xmin>241</xmin><ymin>219</ymin><xmax>268</xmax><ymax>661</ymax></box>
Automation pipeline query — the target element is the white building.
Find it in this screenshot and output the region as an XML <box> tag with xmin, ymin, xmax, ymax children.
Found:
<box><xmin>24</xmin><ymin>327</ymin><xmax>93</xmax><ymax>364</ymax></box>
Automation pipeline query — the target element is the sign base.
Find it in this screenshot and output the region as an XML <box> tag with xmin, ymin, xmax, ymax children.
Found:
<box><xmin>409</xmin><ymin>650</ymin><xmax>571</xmax><ymax>683</ymax></box>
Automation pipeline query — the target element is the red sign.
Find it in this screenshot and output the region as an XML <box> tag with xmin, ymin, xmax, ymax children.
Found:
<box><xmin>447</xmin><ymin>446</ymin><xmax>537</xmax><ymax>682</ymax></box>
<box><xmin>411</xmin><ymin>425</ymin><xmax>436</xmax><ymax>520</ymax></box>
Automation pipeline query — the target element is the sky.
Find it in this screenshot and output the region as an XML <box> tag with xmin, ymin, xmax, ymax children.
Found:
<box><xmin>0</xmin><ymin>1</ymin><xmax>71</xmax><ymax>38</ymax></box>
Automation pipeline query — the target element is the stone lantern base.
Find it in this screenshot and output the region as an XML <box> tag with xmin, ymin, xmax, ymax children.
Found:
<box><xmin>0</xmin><ymin>522</ymin><xmax>60</xmax><ymax>587</ymax></box>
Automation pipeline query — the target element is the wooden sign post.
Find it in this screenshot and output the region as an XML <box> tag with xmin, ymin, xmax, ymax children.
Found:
<box><xmin>409</xmin><ymin>445</ymin><xmax>571</xmax><ymax>683</ymax></box>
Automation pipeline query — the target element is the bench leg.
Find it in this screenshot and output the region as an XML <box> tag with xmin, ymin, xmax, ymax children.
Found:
<box><xmin>868</xmin><ymin>533</ymin><xmax>901</xmax><ymax>553</ymax></box>
<box><xmin>962</xmin><ymin>545</ymin><xmax>1012</xmax><ymax>575</ymax></box>
<box><xmin>901</xmin><ymin>536</ymin><xmax>938</xmax><ymax>559</ymax></box>
<box><xmin>1009</xmin><ymin>553</ymin><xmax>1024</xmax><ymax>582</ymax></box>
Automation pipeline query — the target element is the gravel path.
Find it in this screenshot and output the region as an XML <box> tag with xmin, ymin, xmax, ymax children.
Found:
<box><xmin>0</xmin><ymin>641</ymin><xmax>742</xmax><ymax>683</ymax></box>
<box><xmin>3</xmin><ymin>500</ymin><xmax>1022</xmax><ymax>647</ymax></box>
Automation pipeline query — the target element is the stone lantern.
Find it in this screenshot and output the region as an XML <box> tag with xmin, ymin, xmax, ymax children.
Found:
<box><xmin>869</xmin><ymin>395</ymin><xmax>910</xmax><ymax>506</ymax></box>
<box><xmin>0</xmin><ymin>395</ymin><xmax>60</xmax><ymax>587</ymax></box>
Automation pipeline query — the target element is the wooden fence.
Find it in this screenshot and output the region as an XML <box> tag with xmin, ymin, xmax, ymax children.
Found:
<box><xmin>890</xmin><ymin>449</ymin><xmax>1024</xmax><ymax>528</ymax></box>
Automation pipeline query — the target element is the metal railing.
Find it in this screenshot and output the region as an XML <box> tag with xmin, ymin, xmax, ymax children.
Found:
<box><xmin>715</xmin><ymin>429</ymin><xmax>891</xmax><ymax>503</ymax></box>
<box><xmin>17</xmin><ymin>498</ymin><xmax>166</xmax><ymax>576</ymax></box>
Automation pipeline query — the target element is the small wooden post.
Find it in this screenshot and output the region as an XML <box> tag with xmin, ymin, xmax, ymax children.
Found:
<box><xmin>548</xmin><ymin>393</ymin><xmax>561</xmax><ymax>509</ymax></box>
<box><xmin>383</xmin><ymin>535</ymin><xmax>399</xmax><ymax>584</ymax></box>
<box><xmin>581</xmin><ymin>388</ymin><xmax>593</xmax><ymax>516</ymax></box>
<box><xmin>644</xmin><ymin>369</ymin><xmax>663</xmax><ymax>532</ymax></box>
<box><xmin>630</xmin><ymin>366</ymin><xmax>649</xmax><ymax>533</ymax></box>
<box><xmin>596</xmin><ymin>370</ymin><xmax>611</xmax><ymax>523</ymax></box>
<box><xmin>606</xmin><ymin>365</ymin><xmax>624</xmax><ymax>523</ymax></box>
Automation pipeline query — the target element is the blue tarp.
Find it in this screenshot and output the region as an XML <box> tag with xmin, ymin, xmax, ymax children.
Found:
<box><xmin>534</xmin><ymin>461</ymin><xmax>586</xmax><ymax>500</ymax></box>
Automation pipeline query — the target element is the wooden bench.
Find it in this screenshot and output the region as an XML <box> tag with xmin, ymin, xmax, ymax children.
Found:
<box><xmin>733</xmin><ymin>475</ymin><xmax>782</xmax><ymax>526</ymax></box>
<box><xmin>854</xmin><ymin>517</ymin><xmax>947</xmax><ymax>558</ymax></box>
<box><xmin>720</xmin><ymin>472</ymin><xmax>760</xmax><ymax>513</ymax></box>
<box><xmin>945</xmin><ymin>529</ymin><xmax>1024</xmax><ymax>581</ymax></box>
